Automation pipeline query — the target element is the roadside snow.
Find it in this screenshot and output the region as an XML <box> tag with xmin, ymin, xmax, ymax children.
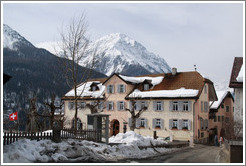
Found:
<box><xmin>3</xmin><ymin>131</ymin><xmax>174</xmax><ymax>163</ymax></box>
<box><xmin>129</xmin><ymin>88</ymin><xmax>199</xmax><ymax>98</ymax></box>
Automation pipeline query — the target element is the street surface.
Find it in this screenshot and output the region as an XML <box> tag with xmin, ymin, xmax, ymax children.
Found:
<box><xmin>120</xmin><ymin>144</ymin><xmax>221</xmax><ymax>163</ymax></box>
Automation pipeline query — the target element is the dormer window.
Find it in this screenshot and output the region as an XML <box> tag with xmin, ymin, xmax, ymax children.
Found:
<box><xmin>92</xmin><ymin>86</ymin><xmax>97</xmax><ymax>91</ymax></box>
<box><xmin>144</xmin><ymin>84</ymin><xmax>150</xmax><ymax>91</ymax></box>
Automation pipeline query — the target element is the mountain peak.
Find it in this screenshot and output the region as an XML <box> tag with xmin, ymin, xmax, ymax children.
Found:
<box><xmin>3</xmin><ymin>24</ymin><xmax>34</xmax><ymax>50</ymax></box>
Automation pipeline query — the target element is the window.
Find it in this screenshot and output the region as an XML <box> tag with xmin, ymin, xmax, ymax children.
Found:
<box><xmin>92</xmin><ymin>86</ymin><xmax>97</xmax><ymax>91</ymax></box>
<box><xmin>140</xmin><ymin>119</ymin><xmax>145</xmax><ymax>127</ymax></box>
<box><xmin>183</xmin><ymin>101</ymin><xmax>189</xmax><ymax>111</ymax></box>
<box><xmin>155</xmin><ymin>119</ymin><xmax>161</xmax><ymax>128</ymax></box>
<box><xmin>204</xmin><ymin>102</ymin><xmax>208</xmax><ymax>112</ymax></box>
<box><xmin>221</xmin><ymin>103</ymin><xmax>224</xmax><ymax>109</ymax></box>
<box><xmin>68</xmin><ymin>102</ymin><xmax>75</xmax><ymax>110</ymax></box>
<box><xmin>172</xmin><ymin>119</ymin><xmax>178</xmax><ymax>129</ymax></box>
<box><xmin>141</xmin><ymin>101</ymin><xmax>146</xmax><ymax>109</ymax></box>
<box><xmin>183</xmin><ymin>120</ymin><xmax>188</xmax><ymax>129</ymax></box>
<box><xmin>201</xmin><ymin>101</ymin><xmax>203</xmax><ymax>112</ymax></box>
<box><xmin>201</xmin><ymin>132</ymin><xmax>204</xmax><ymax>138</ymax></box>
<box><xmin>72</xmin><ymin>118</ymin><xmax>82</xmax><ymax>130</ymax></box>
<box><xmin>98</xmin><ymin>102</ymin><xmax>103</xmax><ymax>110</ymax></box>
<box><xmin>214</xmin><ymin>116</ymin><xmax>217</xmax><ymax>122</ymax></box>
<box><xmin>108</xmin><ymin>102</ymin><xmax>114</xmax><ymax>110</ymax></box>
<box><xmin>144</xmin><ymin>84</ymin><xmax>150</xmax><ymax>91</ymax></box>
<box><xmin>107</xmin><ymin>85</ymin><xmax>114</xmax><ymax>93</ymax></box>
<box><xmin>226</xmin><ymin>106</ymin><xmax>230</xmax><ymax>112</ymax></box>
<box><xmin>218</xmin><ymin>116</ymin><xmax>221</xmax><ymax>122</ymax></box>
<box><xmin>204</xmin><ymin>85</ymin><xmax>207</xmax><ymax>94</ymax></box>
<box><xmin>118</xmin><ymin>84</ymin><xmax>125</xmax><ymax>93</ymax></box>
<box><xmin>134</xmin><ymin>102</ymin><xmax>137</xmax><ymax>110</ymax></box>
<box><xmin>225</xmin><ymin>117</ymin><xmax>230</xmax><ymax>123</ymax></box>
<box><xmin>79</xmin><ymin>102</ymin><xmax>86</xmax><ymax>109</ymax></box>
<box><xmin>222</xmin><ymin>116</ymin><xmax>224</xmax><ymax>122</ymax></box>
<box><xmin>173</xmin><ymin>102</ymin><xmax>178</xmax><ymax>111</ymax></box>
<box><xmin>117</xmin><ymin>101</ymin><xmax>125</xmax><ymax>110</ymax></box>
<box><xmin>156</xmin><ymin>101</ymin><xmax>162</xmax><ymax>111</ymax></box>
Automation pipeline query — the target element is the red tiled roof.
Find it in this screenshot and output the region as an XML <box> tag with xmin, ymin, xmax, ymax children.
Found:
<box><xmin>229</xmin><ymin>57</ymin><xmax>243</xmax><ymax>88</ymax></box>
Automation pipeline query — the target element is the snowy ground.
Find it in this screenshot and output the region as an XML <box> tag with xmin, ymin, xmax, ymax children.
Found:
<box><xmin>3</xmin><ymin>131</ymin><xmax>181</xmax><ymax>163</ymax></box>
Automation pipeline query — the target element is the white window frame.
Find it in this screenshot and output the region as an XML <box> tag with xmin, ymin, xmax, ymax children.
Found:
<box><xmin>144</xmin><ymin>84</ymin><xmax>150</xmax><ymax>91</ymax></box>
<box><xmin>173</xmin><ymin>101</ymin><xmax>178</xmax><ymax>111</ymax></box>
<box><xmin>119</xmin><ymin>101</ymin><xmax>124</xmax><ymax>110</ymax></box>
<box><xmin>108</xmin><ymin>102</ymin><xmax>114</xmax><ymax>110</ymax></box>
<box><xmin>183</xmin><ymin>120</ymin><xmax>188</xmax><ymax>129</ymax></box>
<box><xmin>172</xmin><ymin>119</ymin><xmax>178</xmax><ymax>128</ymax></box>
<box><xmin>108</xmin><ymin>85</ymin><xmax>114</xmax><ymax>94</ymax></box>
<box><xmin>155</xmin><ymin>119</ymin><xmax>161</xmax><ymax>128</ymax></box>
<box><xmin>183</xmin><ymin>101</ymin><xmax>189</xmax><ymax>111</ymax></box>
<box><xmin>140</xmin><ymin>118</ymin><xmax>145</xmax><ymax>127</ymax></box>
<box><xmin>156</xmin><ymin>101</ymin><xmax>162</xmax><ymax>111</ymax></box>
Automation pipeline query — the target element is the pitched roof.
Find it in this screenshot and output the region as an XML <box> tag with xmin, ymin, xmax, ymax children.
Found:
<box><xmin>229</xmin><ymin>57</ymin><xmax>243</xmax><ymax>88</ymax></box>
<box><xmin>210</xmin><ymin>90</ymin><xmax>234</xmax><ymax>109</ymax></box>
<box><xmin>127</xmin><ymin>71</ymin><xmax>217</xmax><ymax>100</ymax></box>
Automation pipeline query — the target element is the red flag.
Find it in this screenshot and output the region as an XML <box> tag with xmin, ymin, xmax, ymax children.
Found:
<box><xmin>9</xmin><ymin>112</ymin><xmax>18</xmax><ymax>121</ymax></box>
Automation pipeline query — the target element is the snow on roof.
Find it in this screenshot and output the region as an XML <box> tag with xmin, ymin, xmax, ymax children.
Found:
<box><xmin>236</xmin><ymin>63</ymin><xmax>244</xmax><ymax>82</ymax></box>
<box><xmin>128</xmin><ymin>87</ymin><xmax>199</xmax><ymax>98</ymax></box>
<box><xmin>119</xmin><ymin>74</ymin><xmax>164</xmax><ymax>87</ymax></box>
<box><xmin>65</xmin><ymin>81</ymin><xmax>105</xmax><ymax>98</ymax></box>
<box><xmin>210</xmin><ymin>90</ymin><xmax>229</xmax><ymax>109</ymax></box>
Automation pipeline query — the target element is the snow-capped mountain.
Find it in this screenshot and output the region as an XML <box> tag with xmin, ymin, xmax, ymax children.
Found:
<box><xmin>82</xmin><ymin>33</ymin><xmax>171</xmax><ymax>76</ymax></box>
<box><xmin>3</xmin><ymin>24</ymin><xmax>34</xmax><ymax>50</ymax></box>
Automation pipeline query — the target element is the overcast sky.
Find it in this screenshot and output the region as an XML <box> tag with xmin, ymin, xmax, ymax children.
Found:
<box><xmin>2</xmin><ymin>2</ymin><xmax>244</xmax><ymax>84</ymax></box>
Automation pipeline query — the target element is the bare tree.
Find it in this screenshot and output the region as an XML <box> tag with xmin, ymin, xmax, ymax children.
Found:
<box><xmin>57</xmin><ymin>14</ymin><xmax>97</xmax><ymax>130</ymax></box>
<box><xmin>125</xmin><ymin>100</ymin><xmax>148</xmax><ymax>131</ymax></box>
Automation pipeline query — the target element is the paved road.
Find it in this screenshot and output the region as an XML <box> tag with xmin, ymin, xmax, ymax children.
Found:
<box><xmin>121</xmin><ymin>144</ymin><xmax>221</xmax><ymax>163</ymax></box>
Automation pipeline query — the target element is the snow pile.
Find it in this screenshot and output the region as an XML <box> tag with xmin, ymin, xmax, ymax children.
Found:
<box><xmin>3</xmin><ymin>132</ymin><xmax>174</xmax><ymax>163</ymax></box>
<box><xmin>109</xmin><ymin>131</ymin><xmax>166</xmax><ymax>146</ymax></box>
<box><xmin>65</xmin><ymin>81</ymin><xmax>105</xmax><ymax>98</ymax></box>
<box><xmin>119</xmin><ymin>75</ymin><xmax>164</xmax><ymax>87</ymax></box>
<box><xmin>129</xmin><ymin>88</ymin><xmax>199</xmax><ymax>98</ymax></box>
<box><xmin>236</xmin><ymin>63</ymin><xmax>244</xmax><ymax>82</ymax></box>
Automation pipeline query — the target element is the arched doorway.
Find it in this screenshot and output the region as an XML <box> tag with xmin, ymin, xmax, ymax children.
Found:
<box><xmin>110</xmin><ymin>119</ymin><xmax>120</xmax><ymax>136</ymax></box>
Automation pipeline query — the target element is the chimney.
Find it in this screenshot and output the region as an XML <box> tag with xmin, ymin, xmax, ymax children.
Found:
<box><xmin>172</xmin><ymin>67</ymin><xmax>177</xmax><ymax>76</ymax></box>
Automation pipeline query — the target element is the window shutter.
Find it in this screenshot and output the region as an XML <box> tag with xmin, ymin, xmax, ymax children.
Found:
<box><xmin>153</xmin><ymin>101</ymin><xmax>157</xmax><ymax>111</ymax></box>
<box><xmin>117</xmin><ymin>85</ymin><xmax>120</xmax><ymax>93</ymax></box>
<box><xmin>205</xmin><ymin>102</ymin><xmax>208</xmax><ymax>112</ymax></box>
<box><xmin>107</xmin><ymin>85</ymin><xmax>110</xmax><ymax>93</ymax></box>
<box><xmin>144</xmin><ymin>119</ymin><xmax>148</xmax><ymax>128</ymax></box>
<box><xmin>128</xmin><ymin>118</ymin><xmax>132</xmax><ymax>127</ymax></box>
<box><xmin>129</xmin><ymin>101</ymin><xmax>132</xmax><ymax>111</ymax></box>
<box><xmin>123</xmin><ymin>85</ymin><xmax>126</xmax><ymax>93</ymax></box>
<box><xmin>169</xmin><ymin>119</ymin><xmax>173</xmax><ymax>129</ymax></box>
<box><xmin>188</xmin><ymin>101</ymin><xmax>192</xmax><ymax>111</ymax></box>
<box><xmin>160</xmin><ymin>101</ymin><xmax>164</xmax><ymax>111</ymax></box>
<box><xmin>112</xmin><ymin>85</ymin><xmax>114</xmax><ymax>93</ymax></box>
<box><xmin>200</xmin><ymin>119</ymin><xmax>203</xmax><ymax>129</ymax></box>
<box><xmin>136</xmin><ymin>101</ymin><xmax>141</xmax><ymax>111</ymax></box>
<box><xmin>123</xmin><ymin>101</ymin><xmax>125</xmax><ymax>110</ymax></box>
<box><xmin>188</xmin><ymin>120</ymin><xmax>191</xmax><ymax>130</ymax></box>
<box><xmin>144</xmin><ymin>101</ymin><xmax>148</xmax><ymax>107</ymax></box>
<box><xmin>112</xmin><ymin>102</ymin><xmax>114</xmax><ymax>110</ymax></box>
<box><xmin>117</xmin><ymin>101</ymin><xmax>120</xmax><ymax>111</ymax></box>
<box><xmin>201</xmin><ymin>101</ymin><xmax>203</xmax><ymax>112</ymax></box>
<box><xmin>169</xmin><ymin>101</ymin><xmax>173</xmax><ymax>111</ymax></box>
<box><xmin>136</xmin><ymin>118</ymin><xmax>141</xmax><ymax>128</ymax></box>
<box><xmin>178</xmin><ymin>119</ymin><xmax>183</xmax><ymax>130</ymax></box>
<box><xmin>160</xmin><ymin>119</ymin><xmax>164</xmax><ymax>129</ymax></box>
<box><xmin>106</xmin><ymin>102</ymin><xmax>109</xmax><ymax>110</ymax></box>
<box><xmin>152</xmin><ymin>119</ymin><xmax>156</xmax><ymax>129</ymax></box>
<box><xmin>203</xmin><ymin>119</ymin><xmax>206</xmax><ymax>129</ymax></box>
<box><xmin>178</xmin><ymin>101</ymin><xmax>183</xmax><ymax>111</ymax></box>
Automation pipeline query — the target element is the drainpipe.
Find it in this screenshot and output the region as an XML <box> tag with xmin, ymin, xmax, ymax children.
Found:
<box><xmin>193</xmin><ymin>99</ymin><xmax>198</xmax><ymax>144</ymax></box>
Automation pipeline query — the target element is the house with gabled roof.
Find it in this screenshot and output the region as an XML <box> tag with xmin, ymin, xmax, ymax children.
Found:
<box><xmin>229</xmin><ymin>57</ymin><xmax>243</xmax><ymax>138</ymax></box>
<box><xmin>208</xmin><ymin>90</ymin><xmax>234</xmax><ymax>141</ymax></box>
<box><xmin>62</xmin><ymin>68</ymin><xmax>217</xmax><ymax>143</ymax></box>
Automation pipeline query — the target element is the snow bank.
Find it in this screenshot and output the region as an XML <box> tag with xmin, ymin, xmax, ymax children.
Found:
<box><xmin>129</xmin><ymin>88</ymin><xmax>199</xmax><ymax>98</ymax></box>
<box><xmin>119</xmin><ymin>75</ymin><xmax>164</xmax><ymax>87</ymax></box>
<box><xmin>3</xmin><ymin>132</ymin><xmax>174</xmax><ymax>163</ymax></box>
<box><xmin>65</xmin><ymin>81</ymin><xmax>105</xmax><ymax>98</ymax></box>
<box><xmin>109</xmin><ymin>131</ymin><xmax>166</xmax><ymax>146</ymax></box>
<box><xmin>236</xmin><ymin>63</ymin><xmax>244</xmax><ymax>82</ymax></box>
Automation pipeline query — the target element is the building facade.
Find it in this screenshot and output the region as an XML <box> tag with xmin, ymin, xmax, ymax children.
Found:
<box><xmin>62</xmin><ymin>70</ymin><xmax>218</xmax><ymax>143</ymax></box>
